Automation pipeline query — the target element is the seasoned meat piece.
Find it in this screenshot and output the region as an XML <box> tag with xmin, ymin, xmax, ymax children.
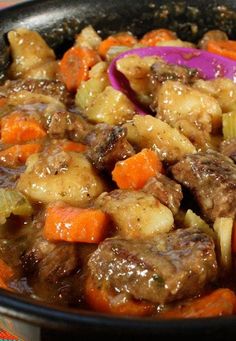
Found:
<box><xmin>171</xmin><ymin>150</ymin><xmax>236</xmax><ymax>221</ymax></box>
<box><xmin>47</xmin><ymin>111</ymin><xmax>91</xmax><ymax>142</ymax></box>
<box><xmin>151</xmin><ymin>60</ymin><xmax>199</xmax><ymax>85</ymax></box>
<box><xmin>0</xmin><ymin>80</ymin><xmax>71</xmax><ymax>105</ymax></box>
<box><xmin>86</xmin><ymin>124</ymin><xmax>135</xmax><ymax>171</ymax></box>
<box><xmin>21</xmin><ymin>232</ymin><xmax>80</xmax><ymax>283</ymax></box>
<box><xmin>88</xmin><ymin>228</ymin><xmax>217</xmax><ymax>304</ymax></box>
<box><xmin>0</xmin><ymin>166</ymin><xmax>24</xmax><ymax>189</ymax></box>
<box><xmin>142</xmin><ymin>174</ymin><xmax>183</xmax><ymax>215</ymax></box>
<box><xmin>220</xmin><ymin>138</ymin><xmax>236</xmax><ymax>163</ymax></box>
<box><xmin>198</xmin><ymin>30</ymin><xmax>228</xmax><ymax>50</ymax></box>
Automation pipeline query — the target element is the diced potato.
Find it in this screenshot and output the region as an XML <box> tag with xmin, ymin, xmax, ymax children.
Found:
<box><xmin>75</xmin><ymin>78</ymin><xmax>108</xmax><ymax>111</ymax></box>
<box><xmin>116</xmin><ymin>55</ymin><xmax>159</xmax><ymax>105</ymax></box>
<box><xmin>75</xmin><ymin>25</ymin><xmax>102</xmax><ymax>50</ymax></box>
<box><xmin>193</xmin><ymin>78</ymin><xmax>236</xmax><ymax>113</ymax></box>
<box><xmin>8</xmin><ymin>28</ymin><xmax>55</xmax><ymax>79</ymax></box>
<box><xmin>223</xmin><ymin>111</ymin><xmax>236</xmax><ymax>140</ymax></box>
<box><xmin>156</xmin><ymin>39</ymin><xmax>195</xmax><ymax>48</ymax></box>
<box><xmin>156</xmin><ymin>81</ymin><xmax>222</xmax><ymax>134</ymax></box>
<box><xmin>24</xmin><ymin>61</ymin><xmax>59</xmax><ymax>80</ymax></box>
<box><xmin>17</xmin><ymin>151</ymin><xmax>106</xmax><ymax>207</ymax></box>
<box><xmin>85</xmin><ymin>86</ymin><xmax>136</xmax><ymax>125</ymax></box>
<box><xmin>184</xmin><ymin>209</ymin><xmax>215</xmax><ymax>239</ymax></box>
<box><xmin>125</xmin><ymin>115</ymin><xmax>196</xmax><ymax>163</ymax></box>
<box><xmin>96</xmin><ymin>190</ymin><xmax>173</xmax><ymax>238</ymax></box>
<box><xmin>213</xmin><ymin>217</ymin><xmax>233</xmax><ymax>270</ymax></box>
<box><xmin>106</xmin><ymin>46</ymin><xmax>130</xmax><ymax>61</ymax></box>
<box><xmin>88</xmin><ymin>61</ymin><xmax>109</xmax><ymax>79</ymax></box>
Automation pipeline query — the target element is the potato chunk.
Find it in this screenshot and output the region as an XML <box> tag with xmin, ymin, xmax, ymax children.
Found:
<box><xmin>8</xmin><ymin>28</ymin><xmax>57</xmax><ymax>79</ymax></box>
<box><xmin>156</xmin><ymin>80</ymin><xmax>222</xmax><ymax>133</ymax></box>
<box><xmin>96</xmin><ymin>190</ymin><xmax>173</xmax><ymax>238</ymax></box>
<box><xmin>17</xmin><ymin>151</ymin><xmax>106</xmax><ymax>206</ymax></box>
<box><xmin>85</xmin><ymin>86</ymin><xmax>135</xmax><ymax>125</ymax></box>
<box><xmin>193</xmin><ymin>78</ymin><xmax>236</xmax><ymax>113</ymax></box>
<box><xmin>125</xmin><ymin>115</ymin><xmax>196</xmax><ymax>163</ymax></box>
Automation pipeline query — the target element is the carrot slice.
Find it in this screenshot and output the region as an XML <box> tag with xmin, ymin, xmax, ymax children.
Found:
<box><xmin>62</xmin><ymin>141</ymin><xmax>87</xmax><ymax>152</ymax></box>
<box><xmin>98</xmin><ymin>33</ymin><xmax>137</xmax><ymax>58</ymax></box>
<box><xmin>0</xmin><ymin>143</ymin><xmax>41</xmax><ymax>166</ymax></box>
<box><xmin>207</xmin><ymin>40</ymin><xmax>236</xmax><ymax>61</ymax></box>
<box><xmin>0</xmin><ymin>259</ymin><xmax>13</xmax><ymax>290</ymax></box>
<box><xmin>1</xmin><ymin>112</ymin><xmax>46</xmax><ymax>144</ymax></box>
<box><xmin>60</xmin><ymin>47</ymin><xmax>99</xmax><ymax>92</ymax></box>
<box><xmin>159</xmin><ymin>288</ymin><xmax>236</xmax><ymax>319</ymax></box>
<box><xmin>112</xmin><ymin>148</ymin><xmax>162</xmax><ymax>190</ymax></box>
<box><xmin>0</xmin><ymin>98</ymin><xmax>7</xmax><ymax>107</ymax></box>
<box><xmin>140</xmin><ymin>29</ymin><xmax>177</xmax><ymax>46</ymax></box>
<box><xmin>44</xmin><ymin>204</ymin><xmax>109</xmax><ymax>243</ymax></box>
<box><xmin>85</xmin><ymin>276</ymin><xmax>154</xmax><ymax>316</ymax></box>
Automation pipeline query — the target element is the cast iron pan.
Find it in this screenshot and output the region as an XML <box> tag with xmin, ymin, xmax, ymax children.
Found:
<box><xmin>0</xmin><ymin>0</ymin><xmax>236</xmax><ymax>339</ymax></box>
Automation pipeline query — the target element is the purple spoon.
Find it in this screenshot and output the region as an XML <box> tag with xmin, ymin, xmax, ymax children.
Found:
<box><xmin>108</xmin><ymin>46</ymin><xmax>236</xmax><ymax>114</ymax></box>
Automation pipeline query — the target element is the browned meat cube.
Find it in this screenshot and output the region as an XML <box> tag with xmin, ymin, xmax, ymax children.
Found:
<box><xmin>171</xmin><ymin>150</ymin><xmax>236</xmax><ymax>221</ymax></box>
<box><xmin>88</xmin><ymin>228</ymin><xmax>217</xmax><ymax>304</ymax></box>
<box><xmin>142</xmin><ymin>174</ymin><xmax>183</xmax><ymax>214</ymax></box>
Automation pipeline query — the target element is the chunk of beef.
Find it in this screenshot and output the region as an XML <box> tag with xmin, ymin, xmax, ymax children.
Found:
<box><xmin>142</xmin><ymin>174</ymin><xmax>183</xmax><ymax>214</ymax></box>
<box><xmin>47</xmin><ymin>111</ymin><xmax>91</xmax><ymax>142</ymax></box>
<box><xmin>171</xmin><ymin>150</ymin><xmax>236</xmax><ymax>221</ymax></box>
<box><xmin>86</xmin><ymin>124</ymin><xmax>135</xmax><ymax>171</ymax></box>
<box><xmin>220</xmin><ymin>138</ymin><xmax>236</xmax><ymax>163</ymax></box>
<box><xmin>151</xmin><ymin>60</ymin><xmax>199</xmax><ymax>85</ymax></box>
<box><xmin>88</xmin><ymin>228</ymin><xmax>217</xmax><ymax>304</ymax></box>
<box><xmin>0</xmin><ymin>166</ymin><xmax>24</xmax><ymax>189</ymax></box>
<box><xmin>21</xmin><ymin>232</ymin><xmax>80</xmax><ymax>283</ymax></box>
<box><xmin>0</xmin><ymin>80</ymin><xmax>71</xmax><ymax>105</ymax></box>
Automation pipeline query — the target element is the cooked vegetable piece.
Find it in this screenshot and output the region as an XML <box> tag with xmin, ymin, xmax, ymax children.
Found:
<box><xmin>98</xmin><ymin>33</ymin><xmax>137</xmax><ymax>59</ymax></box>
<box><xmin>213</xmin><ymin>217</ymin><xmax>233</xmax><ymax>270</ymax></box>
<box><xmin>198</xmin><ymin>30</ymin><xmax>228</xmax><ymax>49</ymax></box>
<box><xmin>85</xmin><ymin>276</ymin><xmax>154</xmax><ymax>316</ymax></box>
<box><xmin>112</xmin><ymin>149</ymin><xmax>162</xmax><ymax>190</ymax></box>
<box><xmin>75</xmin><ymin>25</ymin><xmax>102</xmax><ymax>50</ymax></box>
<box><xmin>0</xmin><ymin>259</ymin><xmax>14</xmax><ymax>290</ymax></box>
<box><xmin>207</xmin><ymin>40</ymin><xmax>236</xmax><ymax>60</ymax></box>
<box><xmin>60</xmin><ymin>47</ymin><xmax>99</xmax><ymax>92</ymax></box>
<box><xmin>85</xmin><ymin>86</ymin><xmax>135</xmax><ymax>125</ymax></box>
<box><xmin>0</xmin><ymin>98</ymin><xmax>7</xmax><ymax>107</ymax></box>
<box><xmin>184</xmin><ymin>209</ymin><xmax>216</xmax><ymax>239</ymax></box>
<box><xmin>125</xmin><ymin>115</ymin><xmax>196</xmax><ymax>163</ymax></box>
<box><xmin>0</xmin><ymin>144</ymin><xmax>42</xmax><ymax>166</ymax></box>
<box><xmin>140</xmin><ymin>29</ymin><xmax>177</xmax><ymax>46</ymax></box>
<box><xmin>44</xmin><ymin>204</ymin><xmax>109</xmax><ymax>243</ymax></box>
<box><xmin>0</xmin><ymin>189</ymin><xmax>33</xmax><ymax>224</ymax></box>
<box><xmin>8</xmin><ymin>28</ymin><xmax>56</xmax><ymax>79</ymax></box>
<box><xmin>1</xmin><ymin>112</ymin><xmax>46</xmax><ymax>144</ymax></box>
<box><xmin>223</xmin><ymin>112</ymin><xmax>236</xmax><ymax>140</ymax></box>
<box><xmin>96</xmin><ymin>190</ymin><xmax>174</xmax><ymax>238</ymax></box>
<box><xmin>160</xmin><ymin>288</ymin><xmax>236</xmax><ymax>318</ymax></box>
<box><xmin>17</xmin><ymin>151</ymin><xmax>106</xmax><ymax>206</ymax></box>
<box><xmin>62</xmin><ymin>141</ymin><xmax>87</xmax><ymax>152</ymax></box>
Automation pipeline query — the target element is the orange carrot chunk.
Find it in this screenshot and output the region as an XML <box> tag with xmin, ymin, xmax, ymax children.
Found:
<box><xmin>0</xmin><ymin>259</ymin><xmax>13</xmax><ymax>290</ymax></box>
<box><xmin>112</xmin><ymin>148</ymin><xmax>162</xmax><ymax>190</ymax></box>
<box><xmin>0</xmin><ymin>98</ymin><xmax>7</xmax><ymax>107</ymax></box>
<box><xmin>207</xmin><ymin>40</ymin><xmax>236</xmax><ymax>61</ymax></box>
<box><xmin>0</xmin><ymin>143</ymin><xmax>41</xmax><ymax>166</ymax></box>
<box><xmin>85</xmin><ymin>276</ymin><xmax>154</xmax><ymax>316</ymax></box>
<box><xmin>159</xmin><ymin>288</ymin><xmax>236</xmax><ymax>319</ymax></box>
<box><xmin>98</xmin><ymin>33</ymin><xmax>137</xmax><ymax>58</ymax></box>
<box><xmin>44</xmin><ymin>204</ymin><xmax>109</xmax><ymax>243</ymax></box>
<box><xmin>62</xmin><ymin>141</ymin><xmax>87</xmax><ymax>152</ymax></box>
<box><xmin>1</xmin><ymin>112</ymin><xmax>46</xmax><ymax>144</ymax></box>
<box><xmin>140</xmin><ymin>29</ymin><xmax>177</xmax><ymax>46</ymax></box>
<box><xmin>60</xmin><ymin>47</ymin><xmax>99</xmax><ymax>92</ymax></box>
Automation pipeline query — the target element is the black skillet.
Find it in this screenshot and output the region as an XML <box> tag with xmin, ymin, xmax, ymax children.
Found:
<box><xmin>0</xmin><ymin>0</ymin><xmax>236</xmax><ymax>340</ymax></box>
